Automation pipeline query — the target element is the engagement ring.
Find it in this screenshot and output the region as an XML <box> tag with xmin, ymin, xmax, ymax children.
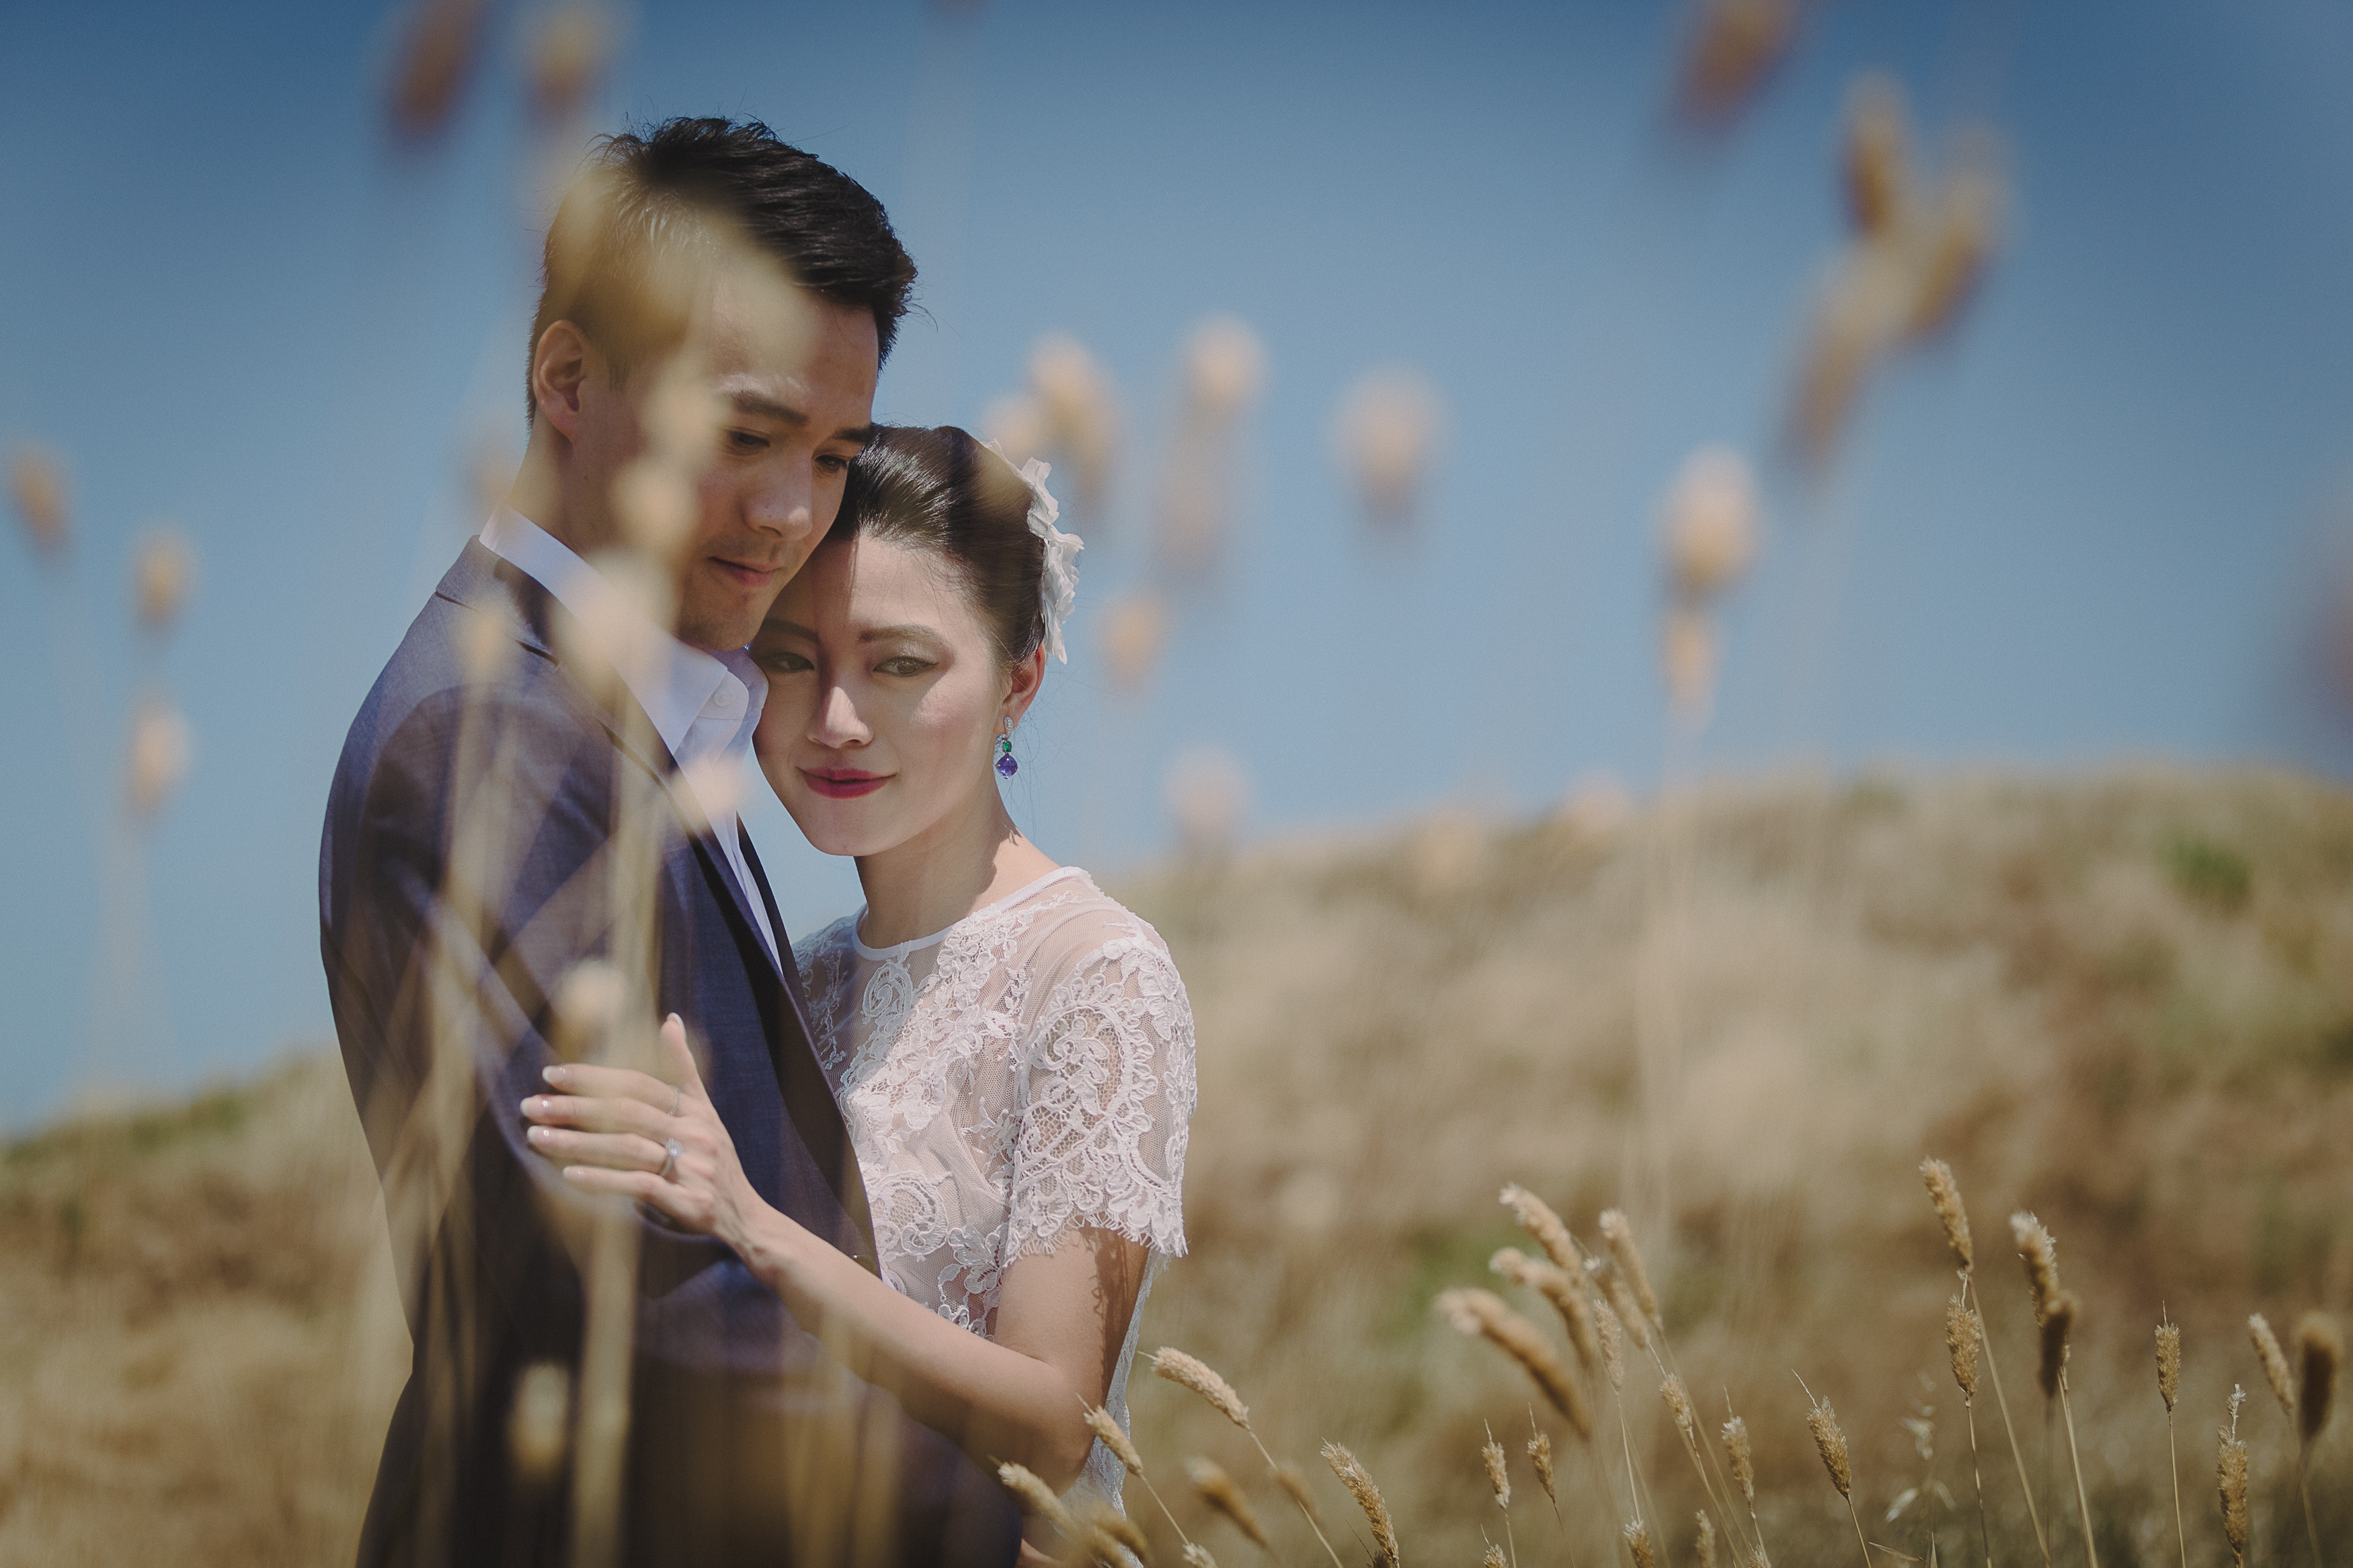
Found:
<box><xmin>661</xmin><ymin>1139</ymin><xmax>684</xmax><ymax>1180</ymax></box>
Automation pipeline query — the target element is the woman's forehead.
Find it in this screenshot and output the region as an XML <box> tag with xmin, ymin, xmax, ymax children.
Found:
<box><xmin>772</xmin><ymin>535</ymin><xmax>973</xmax><ymax>635</ymax></box>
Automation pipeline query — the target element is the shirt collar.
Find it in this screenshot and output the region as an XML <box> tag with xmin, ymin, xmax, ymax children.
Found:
<box><xmin>479</xmin><ymin>508</ymin><xmax>764</xmax><ymax>765</ymax></box>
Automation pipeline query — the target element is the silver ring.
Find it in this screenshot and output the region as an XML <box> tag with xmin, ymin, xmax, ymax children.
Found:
<box><xmin>660</xmin><ymin>1139</ymin><xmax>684</xmax><ymax>1180</ymax></box>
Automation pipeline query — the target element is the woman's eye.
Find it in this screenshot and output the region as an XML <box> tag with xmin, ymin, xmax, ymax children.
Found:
<box><xmin>875</xmin><ymin>657</ymin><xmax>934</xmax><ymax>677</ymax></box>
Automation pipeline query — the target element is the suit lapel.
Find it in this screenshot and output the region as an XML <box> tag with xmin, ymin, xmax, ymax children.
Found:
<box><xmin>737</xmin><ymin>827</ymin><xmax>879</xmax><ymax>1272</ymax></box>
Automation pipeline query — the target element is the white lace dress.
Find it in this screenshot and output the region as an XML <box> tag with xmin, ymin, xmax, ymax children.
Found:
<box><xmin>793</xmin><ymin>866</ymin><xmax>1195</xmax><ymax>1510</ymax></box>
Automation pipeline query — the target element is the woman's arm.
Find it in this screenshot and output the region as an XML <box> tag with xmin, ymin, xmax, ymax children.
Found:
<box><xmin>520</xmin><ymin>1016</ymin><xmax>1142</xmax><ymax>1492</ymax></box>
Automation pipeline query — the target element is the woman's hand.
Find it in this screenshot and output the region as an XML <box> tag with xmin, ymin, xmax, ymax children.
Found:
<box><xmin>520</xmin><ymin>1014</ymin><xmax>758</xmax><ymax>1252</ymax></box>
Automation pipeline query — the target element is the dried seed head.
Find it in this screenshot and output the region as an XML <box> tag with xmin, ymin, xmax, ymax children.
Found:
<box><xmin>1919</xmin><ymin>1159</ymin><xmax>1974</xmax><ymax>1273</ymax></box>
<box><xmin>1274</xmin><ymin>1462</ymin><xmax>1323</xmax><ymax>1529</ymax></box>
<box><xmin>1675</xmin><ymin>0</ymin><xmax>1799</xmax><ymax>128</ymax></box>
<box><xmin>1153</xmin><ymin>1348</ymin><xmax>1251</xmax><ymax>1431</ymax></box>
<box><xmin>2295</xmin><ymin>1312</ymin><xmax>2342</xmax><ymax>1448</ymax></box>
<box><xmin>1842</xmin><ymin>73</ymin><xmax>1912</xmax><ymax>239</ymax></box>
<box><xmin>2249</xmin><ymin>1315</ymin><xmax>2297</xmax><ymax>1423</ymax></box>
<box><xmin>1806</xmin><ymin>1395</ymin><xmax>1853</xmax><ymax>1499</ymax></box>
<box><xmin>1599</xmin><ymin>1208</ymin><xmax>1662</xmax><ymax>1325</ymax></box>
<box><xmin>1322</xmin><ymin>1443</ymin><xmax>1400</xmax><ymax>1568</ymax></box>
<box><xmin>1626</xmin><ymin>1518</ymin><xmax>1659</xmax><ymax>1568</ymax></box>
<box><xmin>998</xmin><ymin>1461</ymin><xmax>1078</xmax><ymax>1538</ymax></box>
<box><xmin>1663</xmin><ymin>604</ymin><xmax>1718</xmax><ymax>720</ymax></box>
<box><xmin>1500</xmin><ymin>1184</ymin><xmax>1583</xmax><ymax>1274</ymax></box>
<box><xmin>1604</xmin><ymin>1271</ymin><xmax>1654</xmax><ymax>1354</ymax></box>
<box><xmin>1486</xmin><ymin>1549</ymin><xmax>1508</xmax><ymax>1568</ymax></box>
<box><xmin>2217</xmin><ymin>1434</ymin><xmax>2249</xmax><ymax>1565</ymax></box>
<box><xmin>1437</xmin><ymin>1288</ymin><xmax>1594</xmax><ymax>1439</ymax></box>
<box><xmin>2011</xmin><ymin>1212</ymin><xmax>2062</xmax><ymax>1323</ymax></box>
<box><xmin>9</xmin><ymin>446</ymin><xmax>69</xmax><ymax>555</ymax></box>
<box><xmin>1482</xmin><ymin>1426</ymin><xmax>1512</xmax><ymax>1509</ymax></box>
<box><xmin>1696</xmin><ymin>1510</ymin><xmax>1721</xmax><ymax>1568</ymax></box>
<box><xmin>527</xmin><ymin>3</ymin><xmax>607</xmax><ymax>121</ymax></box>
<box><xmin>1663</xmin><ymin>1374</ymin><xmax>1699</xmax><ymax>1449</ymax></box>
<box><xmin>1183</xmin><ymin>1546</ymin><xmax>1218</xmax><ymax>1568</ymax></box>
<box><xmin>125</xmin><ymin>694</ymin><xmax>192</xmax><ymax>819</ymax></box>
<box><xmin>1102</xmin><ymin>593</ymin><xmax>1170</xmax><ymax>693</ymax></box>
<box><xmin>1084</xmin><ymin>1404</ymin><xmax>1146</xmax><ymax>1478</ymax></box>
<box><xmin>1186</xmin><ymin>1457</ymin><xmax>1268</xmax><ymax>1549</ymax></box>
<box><xmin>1721</xmin><ymin>1415</ymin><xmax>1755</xmax><ymax>1505</ymax></box>
<box><xmin>1661</xmin><ymin>447</ymin><xmax>1759</xmax><ymax>606</ymax></box>
<box><xmin>1334</xmin><ymin>368</ymin><xmax>1442</xmax><ymax>528</ymax></box>
<box><xmin>506</xmin><ymin>1360</ymin><xmax>572</xmax><ymax>1483</ymax></box>
<box><xmin>1596</xmin><ymin>1297</ymin><xmax>1626</xmax><ymax>1391</ymax></box>
<box><xmin>1528</xmin><ymin>1426</ymin><xmax>1558</xmax><ymax>1505</ymax></box>
<box><xmin>2038</xmin><ymin>1292</ymin><xmax>2077</xmax><ymax>1399</ymax></box>
<box><xmin>387</xmin><ymin>0</ymin><xmax>491</xmax><ymax>140</ymax></box>
<box><xmin>1184</xmin><ymin>316</ymin><xmax>1267</xmax><ymax>427</ymax></box>
<box><xmin>1076</xmin><ymin>1508</ymin><xmax>1155</xmax><ymax>1567</ymax></box>
<box><xmin>1493</xmin><ymin>1247</ymin><xmax>1601</xmax><ymax>1370</ymax></box>
<box><xmin>132</xmin><ymin>527</ymin><xmax>196</xmax><ymax>632</ymax></box>
<box><xmin>2157</xmin><ymin>1318</ymin><xmax>2182</xmax><ymax>1413</ymax></box>
<box><xmin>1946</xmin><ymin>1295</ymin><xmax>1982</xmax><ymax>1398</ymax></box>
<box><xmin>1905</xmin><ymin>142</ymin><xmax>2006</xmax><ymax>344</ymax></box>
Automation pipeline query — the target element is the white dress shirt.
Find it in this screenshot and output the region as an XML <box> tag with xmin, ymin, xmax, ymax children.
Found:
<box><xmin>479</xmin><ymin>508</ymin><xmax>781</xmax><ymax>968</ymax></box>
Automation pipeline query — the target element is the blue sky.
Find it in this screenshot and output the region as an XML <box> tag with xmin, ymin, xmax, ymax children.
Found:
<box><xmin>5</xmin><ymin>0</ymin><xmax>2352</xmax><ymax>1124</ymax></box>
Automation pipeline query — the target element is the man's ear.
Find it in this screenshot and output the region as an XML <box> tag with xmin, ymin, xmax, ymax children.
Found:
<box><xmin>530</xmin><ymin>321</ymin><xmax>595</xmax><ymax>440</ymax></box>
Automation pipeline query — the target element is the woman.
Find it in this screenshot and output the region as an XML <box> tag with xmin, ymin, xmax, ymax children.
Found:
<box><xmin>521</xmin><ymin>427</ymin><xmax>1194</xmax><ymax>1542</ymax></box>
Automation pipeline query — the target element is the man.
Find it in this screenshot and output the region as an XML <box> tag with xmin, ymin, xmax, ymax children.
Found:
<box><xmin>321</xmin><ymin>118</ymin><xmax>1023</xmax><ymax>1567</ymax></box>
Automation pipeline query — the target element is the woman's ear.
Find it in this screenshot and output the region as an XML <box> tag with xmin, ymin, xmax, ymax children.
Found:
<box><xmin>1003</xmin><ymin>645</ymin><xmax>1047</xmax><ymax>728</ymax></box>
<box><xmin>530</xmin><ymin>321</ymin><xmax>595</xmax><ymax>440</ymax></box>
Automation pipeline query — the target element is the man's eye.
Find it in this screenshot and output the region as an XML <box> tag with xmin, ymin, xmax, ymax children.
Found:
<box><xmin>816</xmin><ymin>452</ymin><xmax>851</xmax><ymax>474</ymax></box>
<box><xmin>875</xmin><ymin>657</ymin><xmax>934</xmax><ymax>677</ymax></box>
<box><xmin>759</xmin><ymin>651</ymin><xmax>813</xmax><ymax>675</ymax></box>
<box><xmin>727</xmin><ymin>429</ymin><xmax>770</xmax><ymax>454</ymax></box>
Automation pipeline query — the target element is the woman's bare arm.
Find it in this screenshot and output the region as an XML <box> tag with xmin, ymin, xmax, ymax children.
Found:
<box><xmin>520</xmin><ymin>1015</ymin><xmax>1145</xmax><ymax>1492</ymax></box>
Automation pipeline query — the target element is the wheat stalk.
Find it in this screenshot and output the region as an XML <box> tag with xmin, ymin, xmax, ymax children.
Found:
<box><xmin>1187</xmin><ymin>1456</ymin><xmax>1271</xmax><ymax>1552</ymax></box>
<box><xmin>999</xmin><ymin>1460</ymin><xmax>1079</xmax><ymax>1541</ymax></box>
<box><xmin>1697</xmin><ymin>1510</ymin><xmax>1720</xmax><ymax>1568</ymax></box>
<box><xmin>2250</xmin><ymin>1315</ymin><xmax>2296</xmax><ymax>1424</ymax></box>
<box><xmin>1501</xmin><ymin>1184</ymin><xmax>1584</xmax><ymax>1275</ymax></box>
<box><xmin>1797</xmin><ymin>1376</ymin><xmax>1871</xmax><ymax>1568</ymax></box>
<box><xmin>1439</xmin><ymin>1288</ymin><xmax>1595</xmax><ymax>1439</ymax></box>
<box><xmin>1494</xmin><ymin>1246</ymin><xmax>1601</xmax><ymax>1370</ymax></box>
<box><xmin>1086</xmin><ymin>1401</ymin><xmax>1193</xmax><ymax>1554</ymax></box>
<box><xmin>1921</xmin><ymin>1159</ymin><xmax>1975</xmax><ymax>1274</ymax></box>
<box><xmin>1624</xmin><ymin>1518</ymin><xmax>1658</xmax><ymax>1568</ymax></box>
<box><xmin>2157</xmin><ymin>1316</ymin><xmax>2185</xmax><ymax>1568</ymax></box>
<box><xmin>2293</xmin><ymin>1313</ymin><xmax>2340</xmax><ymax>1568</ymax></box>
<box><xmin>1322</xmin><ymin>1443</ymin><xmax>1400</xmax><ymax>1568</ymax></box>
<box><xmin>1598</xmin><ymin>1210</ymin><xmax>1661</xmax><ymax>1329</ymax></box>
<box><xmin>2217</xmin><ymin>1418</ymin><xmax>2249</xmax><ymax>1568</ymax></box>
<box><xmin>1966</xmin><ymin>1271</ymin><xmax>2052</xmax><ymax>1568</ymax></box>
<box><xmin>1152</xmin><ymin>1348</ymin><xmax>1345</xmax><ymax>1567</ymax></box>
<box><xmin>1484</xmin><ymin>1423</ymin><xmax>1519</xmax><ymax>1568</ymax></box>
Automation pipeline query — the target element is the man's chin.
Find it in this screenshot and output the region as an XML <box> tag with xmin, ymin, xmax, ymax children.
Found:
<box><xmin>674</xmin><ymin>600</ymin><xmax>770</xmax><ymax>654</ymax></box>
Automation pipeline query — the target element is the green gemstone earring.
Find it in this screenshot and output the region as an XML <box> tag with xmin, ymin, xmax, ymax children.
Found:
<box><xmin>994</xmin><ymin>726</ymin><xmax>1018</xmax><ymax>779</ymax></box>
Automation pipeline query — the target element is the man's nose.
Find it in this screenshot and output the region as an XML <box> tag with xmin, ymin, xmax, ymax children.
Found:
<box><xmin>746</xmin><ymin>459</ymin><xmax>815</xmax><ymax>542</ymax></box>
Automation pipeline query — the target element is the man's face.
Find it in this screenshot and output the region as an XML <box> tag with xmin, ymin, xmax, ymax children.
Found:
<box><xmin>672</xmin><ymin>280</ymin><xmax>879</xmax><ymax>651</ymax></box>
<box><xmin>568</xmin><ymin>272</ymin><xmax>881</xmax><ymax>653</ymax></box>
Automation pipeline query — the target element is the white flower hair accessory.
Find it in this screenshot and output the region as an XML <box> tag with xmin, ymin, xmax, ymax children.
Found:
<box><xmin>983</xmin><ymin>439</ymin><xmax>1084</xmax><ymax>663</ymax></box>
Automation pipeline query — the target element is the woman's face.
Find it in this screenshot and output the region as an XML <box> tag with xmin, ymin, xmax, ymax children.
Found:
<box><xmin>752</xmin><ymin>533</ymin><xmax>1034</xmax><ymax>858</ymax></box>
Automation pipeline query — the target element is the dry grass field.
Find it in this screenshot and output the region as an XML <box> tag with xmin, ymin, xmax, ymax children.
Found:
<box><xmin>5</xmin><ymin>766</ymin><xmax>2352</xmax><ymax>1567</ymax></box>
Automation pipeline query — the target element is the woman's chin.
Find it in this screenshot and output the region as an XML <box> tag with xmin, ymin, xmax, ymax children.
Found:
<box><xmin>782</xmin><ymin>798</ymin><xmax>892</xmax><ymax>859</ymax></box>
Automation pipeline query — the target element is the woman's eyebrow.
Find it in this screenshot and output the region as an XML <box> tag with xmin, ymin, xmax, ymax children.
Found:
<box><xmin>858</xmin><ymin>624</ymin><xmax>941</xmax><ymax>644</ymax></box>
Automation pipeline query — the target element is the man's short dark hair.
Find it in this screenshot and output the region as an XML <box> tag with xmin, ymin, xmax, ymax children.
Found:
<box><xmin>526</xmin><ymin>117</ymin><xmax>916</xmax><ymax>416</ymax></box>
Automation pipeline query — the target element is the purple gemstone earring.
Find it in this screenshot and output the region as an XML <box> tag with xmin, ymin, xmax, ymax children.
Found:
<box><xmin>994</xmin><ymin>727</ymin><xmax>1019</xmax><ymax>779</ymax></box>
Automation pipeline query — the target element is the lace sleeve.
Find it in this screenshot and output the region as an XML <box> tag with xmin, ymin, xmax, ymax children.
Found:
<box><xmin>1004</xmin><ymin>935</ymin><xmax>1195</xmax><ymax>1262</ymax></box>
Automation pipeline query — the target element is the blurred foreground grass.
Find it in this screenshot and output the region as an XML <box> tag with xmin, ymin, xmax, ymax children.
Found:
<box><xmin>5</xmin><ymin>766</ymin><xmax>2352</xmax><ymax>1565</ymax></box>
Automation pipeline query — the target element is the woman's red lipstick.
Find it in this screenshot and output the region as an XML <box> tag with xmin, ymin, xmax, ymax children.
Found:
<box><xmin>803</xmin><ymin>768</ymin><xmax>887</xmax><ymax>799</ymax></box>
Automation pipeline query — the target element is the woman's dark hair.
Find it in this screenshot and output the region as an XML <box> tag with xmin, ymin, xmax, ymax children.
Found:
<box><xmin>831</xmin><ymin>427</ymin><xmax>1046</xmax><ymax>666</ymax></box>
<box><xmin>528</xmin><ymin>116</ymin><xmax>916</xmax><ymax>415</ymax></box>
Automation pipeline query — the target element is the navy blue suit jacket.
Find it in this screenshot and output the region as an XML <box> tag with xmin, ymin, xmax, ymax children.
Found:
<box><xmin>321</xmin><ymin>542</ymin><xmax>1021</xmax><ymax>1568</ymax></box>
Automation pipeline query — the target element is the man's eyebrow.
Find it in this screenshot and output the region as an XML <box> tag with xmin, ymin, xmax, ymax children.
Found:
<box><xmin>725</xmin><ymin>393</ymin><xmax>877</xmax><ymax>447</ymax></box>
<box><xmin>763</xmin><ymin>618</ymin><xmax>817</xmax><ymax>641</ymax></box>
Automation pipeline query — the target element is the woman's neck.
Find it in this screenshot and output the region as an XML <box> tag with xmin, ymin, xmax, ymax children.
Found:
<box><xmin>852</xmin><ymin>786</ymin><xmax>1060</xmax><ymax>950</ymax></box>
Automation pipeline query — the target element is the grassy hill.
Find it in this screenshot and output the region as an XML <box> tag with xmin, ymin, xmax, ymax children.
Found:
<box><xmin>5</xmin><ymin>767</ymin><xmax>2352</xmax><ymax>1567</ymax></box>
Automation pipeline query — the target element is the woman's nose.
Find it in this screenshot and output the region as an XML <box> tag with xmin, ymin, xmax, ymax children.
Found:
<box><xmin>811</xmin><ymin>683</ymin><xmax>869</xmax><ymax>747</ymax></box>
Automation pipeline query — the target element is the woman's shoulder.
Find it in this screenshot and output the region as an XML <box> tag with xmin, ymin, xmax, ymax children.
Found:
<box><xmin>1012</xmin><ymin>869</ymin><xmax>1179</xmax><ymax>968</ymax></box>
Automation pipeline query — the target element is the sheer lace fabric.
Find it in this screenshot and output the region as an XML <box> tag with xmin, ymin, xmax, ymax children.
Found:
<box><xmin>795</xmin><ymin>866</ymin><xmax>1195</xmax><ymax>1510</ymax></box>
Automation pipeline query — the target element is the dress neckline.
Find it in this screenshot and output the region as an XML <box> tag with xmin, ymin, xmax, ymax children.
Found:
<box><xmin>849</xmin><ymin>865</ymin><xmax>1085</xmax><ymax>961</ymax></box>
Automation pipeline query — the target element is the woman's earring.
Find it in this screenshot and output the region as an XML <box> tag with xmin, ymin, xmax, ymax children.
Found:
<box><xmin>994</xmin><ymin>723</ymin><xmax>1019</xmax><ymax>779</ymax></box>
